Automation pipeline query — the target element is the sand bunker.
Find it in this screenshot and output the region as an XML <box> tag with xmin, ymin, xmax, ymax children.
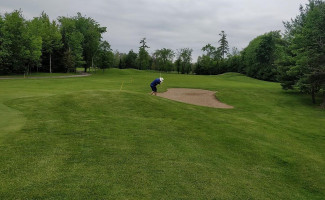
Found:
<box><xmin>157</xmin><ymin>88</ymin><xmax>234</xmax><ymax>109</ymax></box>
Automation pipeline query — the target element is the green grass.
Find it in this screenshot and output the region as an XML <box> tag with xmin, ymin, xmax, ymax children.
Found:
<box><xmin>0</xmin><ymin>68</ymin><xmax>324</xmax><ymax>199</ymax></box>
<box><xmin>0</xmin><ymin>72</ymin><xmax>78</xmax><ymax>78</ymax></box>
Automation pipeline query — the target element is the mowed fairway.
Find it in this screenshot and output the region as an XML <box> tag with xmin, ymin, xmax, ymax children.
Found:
<box><xmin>0</xmin><ymin>69</ymin><xmax>324</xmax><ymax>199</ymax></box>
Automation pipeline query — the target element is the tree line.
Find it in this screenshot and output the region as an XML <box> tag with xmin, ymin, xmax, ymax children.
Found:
<box><xmin>0</xmin><ymin>10</ymin><xmax>110</xmax><ymax>74</ymax></box>
<box><xmin>0</xmin><ymin>10</ymin><xmax>195</xmax><ymax>75</ymax></box>
<box><xmin>113</xmin><ymin>38</ymin><xmax>193</xmax><ymax>74</ymax></box>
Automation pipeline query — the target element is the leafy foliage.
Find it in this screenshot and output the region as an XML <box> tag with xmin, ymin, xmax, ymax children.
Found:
<box><xmin>0</xmin><ymin>10</ymin><xmax>108</xmax><ymax>74</ymax></box>
<box><xmin>195</xmin><ymin>32</ymin><xmax>231</xmax><ymax>75</ymax></box>
<box><xmin>241</xmin><ymin>31</ymin><xmax>283</xmax><ymax>81</ymax></box>
<box><xmin>30</xmin><ymin>12</ymin><xmax>63</xmax><ymax>73</ymax></box>
<box><xmin>125</xmin><ymin>50</ymin><xmax>138</xmax><ymax>69</ymax></box>
<box><xmin>58</xmin><ymin>16</ymin><xmax>85</xmax><ymax>72</ymax></box>
<box><xmin>152</xmin><ymin>48</ymin><xmax>175</xmax><ymax>72</ymax></box>
<box><xmin>95</xmin><ymin>41</ymin><xmax>114</xmax><ymax>70</ymax></box>
<box><xmin>279</xmin><ymin>0</ymin><xmax>325</xmax><ymax>104</ymax></box>
<box><xmin>0</xmin><ymin>10</ymin><xmax>28</xmax><ymax>74</ymax></box>
<box><xmin>176</xmin><ymin>48</ymin><xmax>193</xmax><ymax>74</ymax></box>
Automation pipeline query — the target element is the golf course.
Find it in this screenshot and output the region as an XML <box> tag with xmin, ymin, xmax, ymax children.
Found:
<box><xmin>0</xmin><ymin>69</ymin><xmax>324</xmax><ymax>199</ymax></box>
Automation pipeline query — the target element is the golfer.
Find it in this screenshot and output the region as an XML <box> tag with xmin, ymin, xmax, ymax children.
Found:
<box><xmin>150</xmin><ymin>77</ymin><xmax>164</xmax><ymax>95</ymax></box>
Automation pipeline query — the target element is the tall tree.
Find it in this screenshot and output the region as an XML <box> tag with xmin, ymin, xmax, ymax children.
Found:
<box><xmin>95</xmin><ymin>40</ymin><xmax>114</xmax><ymax>71</ymax></box>
<box><xmin>0</xmin><ymin>14</ymin><xmax>6</xmax><ymax>74</ymax></box>
<box><xmin>137</xmin><ymin>38</ymin><xmax>150</xmax><ymax>70</ymax></box>
<box><xmin>217</xmin><ymin>31</ymin><xmax>229</xmax><ymax>59</ymax></box>
<box><xmin>195</xmin><ymin>55</ymin><xmax>214</xmax><ymax>75</ymax></box>
<box><xmin>117</xmin><ymin>53</ymin><xmax>127</xmax><ymax>69</ymax></box>
<box><xmin>279</xmin><ymin>0</ymin><xmax>325</xmax><ymax>105</ymax></box>
<box><xmin>176</xmin><ymin>48</ymin><xmax>193</xmax><ymax>74</ymax></box>
<box><xmin>196</xmin><ymin>44</ymin><xmax>217</xmax><ymax>75</ymax></box>
<box><xmin>113</xmin><ymin>50</ymin><xmax>121</xmax><ymax>68</ymax></box>
<box><xmin>202</xmin><ymin>44</ymin><xmax>218</xmax><ymax>59</ymax></box>
<box><xmin>58</xmin><ymin>13</ymin><xmax>106</xmax><ymax>72</ymax></box>
<box><xmin>153</xmin><ymin>48</ymin><xmax>175</xmax><ymax>72</ymax></box>
<box><xmin>0</xmin><ymin>15</ymin><xmax>4</xmax><ymax>71</ymax></box>
<box><xmin>0</xmin><ymin>10</ymin><xmax>42</xmax><ymax>74</ymax></box>
<box><xmin>74</xmin><ymin>13</ymin><xmax>106</xmax><ymax>72</ymax></box>
<box><xmin>125</xmin><ymin>50</ymin><xmax>138</xmax><ymax>69</ymax></box>
<box><xmin>38</xmin><ymin>12</ymin><xmax>62</xmax><ymax>73</ymax></box>
<box><xmin>242</xmin><ymin>31</ymin><xmax>284</xmax><ymax>81</ymax></box>
<box><xmin>29</xmin><ymin>12</ymin><xmax>62</xmax><ymax>73</ymax></box>
<box><xmin>25</xmin><ymin>20</ymin><xmax>42</xmax><ymax>75</ymax></box>
<box><xmin>63</xmin><ymin>48</ymin><xmax>75</xmax><ymax>73</ymax></box>
<box><xmin>58</xmin><ymin>16</ymin><xmax>84</xmax><ymax>72</ymax></box>
<box><xmin>0</xmin><ymin>10</ymin><xmax>30</xmax><ymax>74</ymax></box>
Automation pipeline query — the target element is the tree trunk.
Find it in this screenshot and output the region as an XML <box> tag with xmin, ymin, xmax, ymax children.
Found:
<box><xmin>321</xmin><ymin>91</ymin><xmax>325</xmax><ymax>108</ymax></box>
<box><xmin>50</xmin><ymin>53</ymin><xmax>52</xmax><ymax>73</ymax></box>
<box><xmin>311</xmin><ymin>89</ymin><xmax>316</xmax><ymax>104</ymax></box>
<box><xmin>92</xmin><ymin>57</ymin><xmax>96</xmax><ymax>73</ymax></box>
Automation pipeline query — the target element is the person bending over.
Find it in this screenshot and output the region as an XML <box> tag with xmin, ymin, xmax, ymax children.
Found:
<box><xmin>150</xmin><ymin>77</ymin><xmax>164</xmax><ymax>95</ymax></box>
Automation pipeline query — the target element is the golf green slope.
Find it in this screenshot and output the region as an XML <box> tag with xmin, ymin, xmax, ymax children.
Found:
<box><xmin>0</xmin><ymin>69</ymin><xmax>324</xmax><ymax>199</ymax></box>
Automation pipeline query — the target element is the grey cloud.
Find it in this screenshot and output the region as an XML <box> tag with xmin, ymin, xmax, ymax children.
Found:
<box><xmin>1</xmin><ymin>0</ymin><xmax>309</xmax><ymax>60</ymax></box>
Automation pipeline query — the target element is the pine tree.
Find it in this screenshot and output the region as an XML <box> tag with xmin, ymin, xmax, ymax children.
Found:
<box><xmin>217</xmin><ymin>31</ymin><xmax>229</xmax><ymax>59</ymax></box>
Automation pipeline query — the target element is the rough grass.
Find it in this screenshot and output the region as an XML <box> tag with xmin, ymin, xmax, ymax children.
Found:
<box><xmin>0</xmin><ymin>69</ymin><xmax>324</xmax><ymax>199</ymax></box>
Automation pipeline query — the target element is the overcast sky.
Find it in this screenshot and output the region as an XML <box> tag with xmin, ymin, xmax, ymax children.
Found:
<box><xmin>1</xmin><ymin>0</ymin><xmax>309</xmax><ymax>60</ymax></box>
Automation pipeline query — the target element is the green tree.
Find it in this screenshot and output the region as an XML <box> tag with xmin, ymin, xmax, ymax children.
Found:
<box><xmin>63</xmin><ymin>48</ymin><xmax>75</xmax><ymax>73</ymax></box>
<box><xmin>58</xmin><ymin>16</ymin><xmax>85</xmax><ymax>72</ymax></box>
<box><xmin>177</xmin><ymin>48</ymin><xmax>193</xmax><ymax>74</ymax></box>
<box><xmin>280</xmin><ymin>0</ymin><xmax>325</xmax><ymax>105</ymax></box>
<box><xmin>175</xmin><ymin>58</ymin><xmax>181</xmax><ymax>74</ymax></box>
<box><xmin>74</xmin><ymin>13</ymin><xmax>107</xmax><ymax>72</ymax></box>
<box><xmin>24</xmin><ymin>20</ymin><xmax>42</xmax><ymax>75</ymax></box>
<box><xmin>118</xmin><ymin>53</ymin><xmax>127</xmax><ymax>69</ymax></box>
<box><xmin>195</xmin><ymin>55</ymin><xmax>214</xmax><ymax>75</ymax></box>
<box><xmin>225</xmin><ymin>47</ymin><xmax>242</xmax><ymax>73</ymax></box>
<box><xmin>95</xmin><ymin>40</ymin><xmax>114</xmax><ymax>71</ymax></box>
<box><xmin>153</xmin><ymin>48</ymin><xmax>175</xmax><ymax>72</ymax></box>
<box><xmin>197</xmin><ymin>44</ymin><xmax>220</xmax><ymax>75</ymax></box>
<box><xmin>0</xmin><ymin>15</ymin><xmax>4</xmax><ymax>72</ymax></box>
<box><xmin>226</xmin><ymin>54</ymin><xmax>242</xmax><ymax>73</ymax></box>
<box><xmin>0</xmin><ymin>15</ymin><xmax>6</xmax><ymax>73</ymax></box>
<box><xmin>125</xmin><ymin>50</ymin><xmax>138</xmax><ymax>69</ymax></box>
<box><xmin>217</xmin><ymin>31</ymin><xmax>229</xmax><ymax>59</ymax></box>
<box><xmin>0</xmin><ymin>10</ymin><xmax>27</xmax><ymax>74</ymax></box>
<box><xmin>31</xmin><ymin>12</ymin><xmax>62</xmax><ymax>73</ymax></box>
<box><xmin>242</xmin><ymin>31</ymin><xmax>284</xmax><ymax>81</ymax></box>
<box><xmin>0</xmin><ymin>10</ymin><xmax>43</xmax><ymax>75</ymax></box>
<box><xmin>58</xmin><ymin>13</ymin><xmax>106</xmax><ymax>72</ymax></box>
<box><xmin>137</xmin><ymin>38</ymin><xmax>150</xmax><ymax>70</ymax></box>
<box><xmin>202</xmin><ymin>44</ymin><xmax>218</xmax><ymax>59</ymax></box>
<box><xmin>113</xmin><ymin>50</ymin><xmax>121</xmax><ymax>68</ymax></box>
